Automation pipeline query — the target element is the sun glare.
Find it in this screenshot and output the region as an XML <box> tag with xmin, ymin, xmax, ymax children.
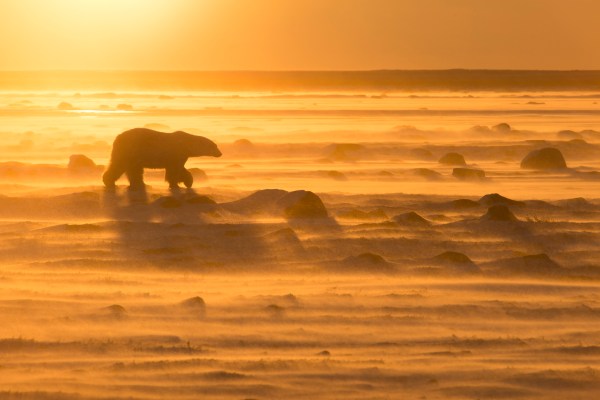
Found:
<box><xmin>0</xmin><ymin>0</ymin><xmax>193</xmax><ymax>70</ymax></box>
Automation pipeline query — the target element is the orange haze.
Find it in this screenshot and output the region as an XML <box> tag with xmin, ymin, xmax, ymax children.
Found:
<box><xmin>1</xmin><ymin>0</ymin><xmax>600</xmax><ymax>71</ymax></box>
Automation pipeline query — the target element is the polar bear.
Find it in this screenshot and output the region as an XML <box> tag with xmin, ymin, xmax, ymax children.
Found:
<box><xmin>102</xmin><ymin>128</ymin><xmax>221</xmax><ymax>190</ymax></box>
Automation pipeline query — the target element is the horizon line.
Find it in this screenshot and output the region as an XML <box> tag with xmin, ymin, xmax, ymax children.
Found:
<box><xmin>2</xmin><ymin>69</ymin><xmax>600</xmax><ymax>73</ymax></box>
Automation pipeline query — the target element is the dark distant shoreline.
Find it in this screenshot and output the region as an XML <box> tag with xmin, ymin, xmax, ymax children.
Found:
<box><xmin>1</xmin><ymin>70</ymin><xmax>600</xmax><ymax>91</ymax></box>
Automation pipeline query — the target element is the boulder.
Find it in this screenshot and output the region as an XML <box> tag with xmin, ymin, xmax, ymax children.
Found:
<box><xmin>101</xmin><ymin>304</ymin><xmax>127</xmax><ymax>319</ymax></box>
<box><xmin>556</xmin><ymin>197</ymin><xmax>595</xmax><ymax>210</ymax></box>
<box><xmin>185</xmin><ymin>194</ymin><xmax>216</xmax><ymax>205</ymax></box>
<box><xmin>393</xmin><ymin>211</ymin><xmax>430</xmax><ymax>226</ymax></box>
<box><xmin>438</xmin><ymin>152</ymin><xmax>466</xmax><ymax>166</ymax></box>
<box><xmin>337</xmin><ymin>209</ymin><xmax>387</xmax><ymax>220</ymax></box>
<box><xmin>264</xmin><ymin>304</ymin><xmax>286</xmax><ymax>318</ymax></box>
<box><xmin>263</xmin><ymin>228</ymin><xmax>304</xmax><ymax>252</ymax></box>
<box><xmin>222</xmin><ymin>189</ymin><xmax>288</xmax><ymax>215</ymax></box>
<box><xmin>277</xmin><ymin>190</ymin><xmax>329</xmax><ymax>219</ymax></box>
<box><xmin>479</xmin><ymin>193</ymin><xmax>525</xmax><ymax>208</ymax></box>
<box><xmin>68</xmin><ymin>154</ymin><xmax>96</xmax><ymax>173</ymax></box>
<box><xmin>490</xmin><ymin>253</ymin><xmax>563</xmax><ymax>276</ymax></box>
<box><xmin>343</xmin><ymin>252</ymin><xmax>394</xmax><ymax>273</ymax></box>
<box><xmin>180</xmin><ymin>296</ymin><xmax>206</xmax><ymax>315</ymax></box>
<box><xmin>231</xmin><ymin>138</ymin><xmax>257</xmax><ymax>155</ymax></box>
<box><xmin>324</xmin><ymin>143</ymin><xmax>367</xmax><ymax>162</ymax></box>
<box><xmin>451</xmin><ymin>199</ymin><xmax>480</xmax><ymax>209</ymax></box>
<box><xmin>433</xmin><ymin>251</ymin><xmax>473</xmax><ymax>265</ymax></box>
<box><xmin>480</xmin><ymin>205</ymin><xmax>519</xmax><ymax>222</ymax></box>
<box><xmin>520</xmin><ymin>147</ymin><xmax>567</xmax><ymax>170</ymax></box>
<box><xmin>410</xmin><ymin>148</ymin><xmax>434</xmax><ymax>160</ymax></box>
<box><xmin>188</xmin><ymin>168</ymin><xmax>208</xmax><ymax>181</ymax></box>
<box><xmin>409</xmin><ymin>168</ymin><xmax>443</xmax><ymax>180</ymax></box>
<box><xmin>557</xmin><ymin>130</ymin><xmax>583</xmax><ymax>140</ymax></box>
<box><xmin>57</xmin><ymin>102</ymin><xmax>74</xmax><ymax>110</ymax></box>
<box><xmin>116</xmin><ymin>103</ymin><xmax>133</xmax><ymax>111</ymax></box>
<box><xmin>154</xmin><ymin>196</ymin><xmax>182</xmax><ymax>208</ymax></box>
<box><xmin>222</xmin><ymin>189</ymin><xmax>330</xmax><ymax>221</ymax></box>
<box><xmin>453</xmin><ymin>167</ymin><xmax>485</xmax><ymax>181</ymax></box>
<box><xmin>431</xmin><ymin>251</ymin><xmax>480</xmax><ymax>274</ymax></box>
<box><xmin>325</xmin><ymin>170</ymin><xmax>348</xmax><ymax>181</ymax></box>
<box><xmin>492</xmin><ymin>123</ymin><xmax>512</xmax><ymax>133</ymax></box>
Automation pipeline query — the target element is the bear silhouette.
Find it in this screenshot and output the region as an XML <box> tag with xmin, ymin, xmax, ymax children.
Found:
<box><xmin>103</xmin><ymin>128</ymin><xmax>221</xmax><ymax>190</ymax></box>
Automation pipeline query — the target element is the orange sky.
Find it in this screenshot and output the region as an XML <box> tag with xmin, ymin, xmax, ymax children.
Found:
<box><xmin>0</xmin><ymin>0</ymin><xmax>598</xmax><ymax>71</ymax></box>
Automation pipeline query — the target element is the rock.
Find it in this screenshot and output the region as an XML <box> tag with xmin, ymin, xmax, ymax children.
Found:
<box><xmin>180</xmin><ymin>296</ymin><xmax>206</xmax><ymax>316</ymax></box>
<box><xmin>185</xmin><ymin>195</ymin><xmax>216</xmax><ymax>205</ymax></box>
<box><xmin>265</xmin><ymin>304</ymin><xmax>285</xmax><ymax>318</ymax></box>
<box><xmin>410</xmin><ymin>148</ymin><xmax>434</xmax><ymax>160</ymax></box>
<box><xmin>324</xmin><ymin>143</ymin><xmax>367</xmax><ymax>162</ymax></box>
<box><xmin>222</xmin><ymin>189</ymin><xmax>330</xmax><ymax>221</ymax></box>
<box><xmin>431</xmin><ymin>251</ymin><xmax>480</xmax><ymax>273</ymax></box>
<box><xmin>277</xmin><ymin>190</ymin><xmax>329</xmax><ymax>219</ymax></box>
<box><xmin>520</xmin><ymin>148</ymin><xmax>567</xmax><ymax>170</ymax></box>
<box><xmin>347</xmin><ymin>252</ymin><xmax>386</xmax><ymax>264</ymax></box>
<box><xmin>277</xmin><ymin>294</ymin><xmax>300</xmax><ymax>307</ymax></box>
<box><xmin>231</xmin><ymin>138</ymin><xmax>257</xmax><ymax>155</ymax></box>
<box><xmin>479</xmin><ymin>193</ymin><xmax>525</xmax><ymax>208</ymax></box>
<box><xmin>101</xmin><ymin>304</ymin><xmax>127</xmax><ymax>319</ymax></box>
<box><xmin>188</xmin><ymin>168</ymin><xmax>208</xmax><ymax>181</ymax></box>
<box><xmin>57</xmin><ymin>102</ymin><xmax>74</xmax><ymax>110</ymax></box>
<box><xmin>452</xmin><ymin>167</ymin><xmax>485</xmax><ymax>181</ymax></box>
<box><xmin>568</xmin><ymin>139</ymin><xmax>589</xmax><ymax>147</ymax></box>
<box><xmin>393</xmin><ymin>211</ymin><xmax>430</xmax><ymax>226</ymax></box>
<box><xmin>492</xmin><ymin>123</ymin><xmax>512</xmax><ymax>133</ymax></box>
<box><xmin>154</xmin><ymin>196</ymin><xmax>182</xmax><ymax>208</ymax></box>
<box><xmin>263</xmin><ymin>228</ymin><xmax>304</xmax><ymax>251</ymax></box>
<box><xmin>409</xmin><ymin>168</ymin><xmax>443</xmax><ymax>180</ymax></box>
<box><xmin>337</xmin><ymin>209</ymin><xmax>387</xmax><ymax>220</ymax></box>
<box><xmin>557</xmin><ymin>130</ymin><xmax>583</xmax><ymax>140</ymax></box>
<box><xmin>439</xmin><ymin>152</ymin><xmax>466</xmax><ymax>166</ymax></box>
<box><xmin>581</xmin><ymin>129</ymin><xmax>600</xmax><ymax>140</ymax></box>
<box><xmin>490</xmin><ymin>253</ymin><xmax>563</xmax><ymax>276</ymax></box>
<box><xmin>326</xmin><ymin>170</ymin><xmax>348</xmax><ymax>181</ymax></box>
<box><xmin>68</xmin><ymin>154</ymin><xmax>96</xmax><ymax>173</ymax></box>
<box><xmin>451</xmin><ymin>199</ymin><xmax>480</xmax><ymax>209</ymax></box>
<box><xmin>433</xmin><ymin>251</ymin><xmax>473</xmax><ymax>264</ymax></box>
<box><xmin>556</xmin><ymin>197</ymin><xmax>595</xmax><ymax>210</ymax></box>
<box><xmin>233</xmin><ymin>138</ymin><xmax>254</xmax><ymax>148</ymax></box>
<box><xmin>343</xmin><ymin>252</ymin><xmax>394</xmax><ymax>273</ymax></box>
<box><xmin>480</xmin><ymin>205</ymin><xmax>519</xmax><ymax>222</ymax></box>
<box><xmin>469</xmin><ymin>125</ymin><xmax>491</xmax><ymax>134</ymax></box>
<box><xmin>222</xmin><ymin>189</ymin><xmax>289</xmax><ymax>215</ymax></box>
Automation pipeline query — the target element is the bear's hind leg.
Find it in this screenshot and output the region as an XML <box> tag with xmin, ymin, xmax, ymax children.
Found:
<box><xmin>126</xmin><ymin>167</ymin><xmax>145</xmax><ymax>191</ymax></box>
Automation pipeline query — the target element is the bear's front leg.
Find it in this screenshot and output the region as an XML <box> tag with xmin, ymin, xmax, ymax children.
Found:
<box><xmin>181</xmin><ymin>169</ymin><xmax>193</xmax><ymax>189</ymax></box>
<box><xmin>165</xmin><ymin>166</ymin><xmax>182</xmax><ymax>189</ymax></box>
<box><xmin>102</xmin><ymin>164</ymin><xmax>125</xmax><ymax>188</ymax></box>
<box><xmin>126</xmin><ymin>167</ymin><xmax>145</xmax><ymax>191</ymax></box>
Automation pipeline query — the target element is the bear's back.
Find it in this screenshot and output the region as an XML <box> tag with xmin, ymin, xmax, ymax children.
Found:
<box><xmin>116</xmin><ymin>128</ymin><xmax>170</xmax><ymax>142</ymax></box>
<box><xmin>111</xmin><ymin>128</ymin><xmax>183</xmax><ymax>166</ymax></box>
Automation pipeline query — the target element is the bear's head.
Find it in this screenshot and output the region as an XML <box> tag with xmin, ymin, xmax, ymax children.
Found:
<box><xmin>174</xmin><ymin>131</ymin><xmax>222</xmax><ymax>158</ymax></box>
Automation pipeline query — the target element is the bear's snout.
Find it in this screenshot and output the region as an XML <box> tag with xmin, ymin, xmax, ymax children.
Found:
<box><xmin>214</xmin><ymin>148</ymin><xmax>222</xmax><ymax>157</ymax></box>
